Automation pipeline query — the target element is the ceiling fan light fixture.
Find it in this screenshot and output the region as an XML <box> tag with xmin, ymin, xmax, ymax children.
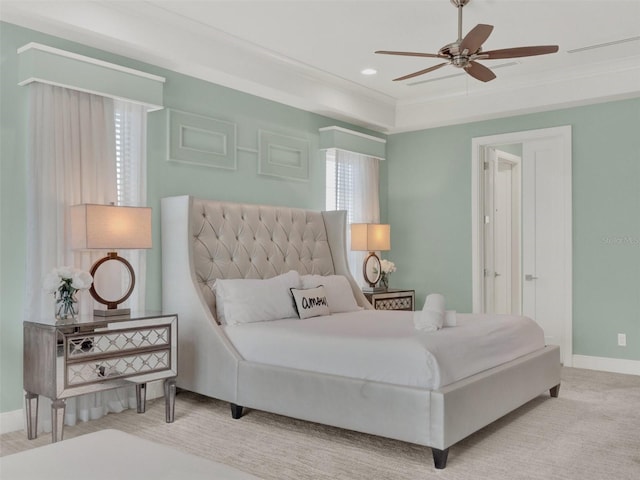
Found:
<box><xmin>375</xmin><ymin>0</ymin><xmax>558</xmax><ymax>84</ymax></box>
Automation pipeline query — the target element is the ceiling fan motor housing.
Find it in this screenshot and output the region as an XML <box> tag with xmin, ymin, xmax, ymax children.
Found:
<box><xmin>439</xmin><ymin>43</ymin><xmax>475</xmax><ymax>68</ymax></box>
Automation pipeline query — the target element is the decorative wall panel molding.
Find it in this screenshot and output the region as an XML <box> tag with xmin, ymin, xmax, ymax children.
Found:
<box><xmin>258</xmin><ymin>130</ymin><xmax>309</xmax><ymax>181</ymax></box>
<box><xmin>168</xmin><ymin>110</ymin><xmax>237</xmax><ymax>170</ymax></box>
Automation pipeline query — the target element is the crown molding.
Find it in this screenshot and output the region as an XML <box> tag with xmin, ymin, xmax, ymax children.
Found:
<box><xmin>2</xmin><ymin>2</ymin><xmax>639</xmax><ymax>134</ymax></box>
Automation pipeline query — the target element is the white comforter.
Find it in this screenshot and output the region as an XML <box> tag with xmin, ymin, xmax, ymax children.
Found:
<box><xmin>223</xmin><ymin>310</ymin><xmax>545</xmax><ymax>389</ymax></box>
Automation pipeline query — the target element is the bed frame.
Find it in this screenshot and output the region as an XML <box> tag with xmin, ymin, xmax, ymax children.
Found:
<box><xmin>161</xmin><ymin>195</ymin><xmax>561</xmax><ymax>469</ymax></box>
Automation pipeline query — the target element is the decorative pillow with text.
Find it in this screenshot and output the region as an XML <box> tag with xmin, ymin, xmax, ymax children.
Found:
<box><xmin>290</xmin><ymin>286</ymin><xmax>331</xmax><ymax>319</ymax></box>
<box><xmin>300</xmin><ymin>275</ymin><xmax>361</xmax><ymax>313</ymax></box>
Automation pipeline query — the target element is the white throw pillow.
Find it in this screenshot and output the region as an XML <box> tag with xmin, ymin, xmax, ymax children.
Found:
<box><xmin>414</xmin><ymin>293</ymin><xmax>446</xmax><ymax>332</ymax></box>
<box><xmin>214</xmin><ymin>270</ymin><xmax>301</xmax><ymax>325</ymax></box>
<box><xmin>444</xmin><ymin>310</ymin><xmax>457</xmax><ymax>327</ymax></box>
<box><xmin>300</xmin><ymin>274</ymin><xmax>361</xmax><ymax>313</ymax></box>
<box><xmin>291</xmin><ymin>286</ymin><xmax>331</xmax><ymax>319</ymax></box>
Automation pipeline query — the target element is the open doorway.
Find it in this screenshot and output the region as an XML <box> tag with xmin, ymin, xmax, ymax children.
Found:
<box><xmin>471</xmin><ymin>126</ymin><xmax>573</xmax><ymax>365</ymax></box>
<box><xmin>484</xmin><ymin>146</ymin><xmax>522</xmax><ymax>315</ymax></box>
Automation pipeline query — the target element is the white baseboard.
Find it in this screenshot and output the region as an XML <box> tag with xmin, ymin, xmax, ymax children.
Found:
<box><xmin>0</xmin><ymin>381</ymin><xmax>167</xmax><ymax>435</ymax></box>
<box><xmin>0</xmin><ymin>408</ymin><xmax>25</xmax><ymax>435</ymax></box>
<box><xmin>572</xmin><ymin>354</ymin><xmax>640</xmax><ymax>376</ymax></box>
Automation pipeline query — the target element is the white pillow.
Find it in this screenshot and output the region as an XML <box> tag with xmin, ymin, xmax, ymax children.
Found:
<box><xmin>291</xmin><ymin>286</ymin><xmax>331</xmax><ymax>319</ymax></box>
<box><xmin>214</xmin><ymin>270</ymin><xmax>301</xmax><ymax>325</ymax></box>
<box><xmin>300</xmin><ymin>274</ymin><xmax>361</xmax><ymax>313</ymax></box>
<box><xmin>414</xmin><ymin>293</ymin><xmax>446</xmax><ymax>332</ymax></box>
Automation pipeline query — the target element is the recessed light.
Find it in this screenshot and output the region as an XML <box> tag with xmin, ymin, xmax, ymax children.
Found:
<box><xmin>361</xmin><ymin>68</ymin><xmax>377</xmax><ymax>76</ymax></box>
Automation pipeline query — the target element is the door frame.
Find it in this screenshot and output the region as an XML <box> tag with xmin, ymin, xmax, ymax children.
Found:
<box><xmin>471</xmin><ymin>126</ymin><xmax>573</xmax><ymax>365</ymax></box>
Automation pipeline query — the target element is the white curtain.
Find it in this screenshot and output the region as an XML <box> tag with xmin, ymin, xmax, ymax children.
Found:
<box><xmin>26</xmin><ymin>83</ymin><xmax>147</xmax><ymax>432</ymax></box>
<box><xmin>326</xmin><ymin>149</ymin><xmax>380</xmax><ymax>286</ymax></box>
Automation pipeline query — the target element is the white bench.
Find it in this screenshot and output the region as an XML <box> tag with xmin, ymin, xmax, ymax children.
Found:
<box><xmin>0</xmin><ymin>429</ymin><xmax>263</xmax><ymax>479</ymax></box>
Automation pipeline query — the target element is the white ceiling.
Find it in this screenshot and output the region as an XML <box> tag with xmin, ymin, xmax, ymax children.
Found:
<box><xmin>2</xmin><ymin>0</ymin><xmax>640</xmax><ymax>133</ymax></box>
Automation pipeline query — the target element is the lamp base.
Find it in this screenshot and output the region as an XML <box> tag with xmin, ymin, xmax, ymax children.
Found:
<box><xmin>362</xmin><ymin>285</ymin><xmax>387</xmax><ymax>293</ymax></box>
<box><xmin>93</xmin><ymin>308</ymin><xmax>131</xmax><ymax>317</ymax></box>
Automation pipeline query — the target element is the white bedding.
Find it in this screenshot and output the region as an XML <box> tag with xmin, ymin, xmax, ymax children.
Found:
<box><xmin>223</xmin><ymin>310</ymin><xmax>545</xmax><ymax>389</ymax></box>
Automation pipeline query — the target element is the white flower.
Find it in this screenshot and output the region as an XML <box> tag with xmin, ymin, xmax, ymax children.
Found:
<box><xmin>42</xmin><ymin>271</ymin><xmax>62</xmax><ymax>293</ymax></box>
<box><xmin>57</xmin><ymin>266</ymin><xmax>74</xmax><ymax>280</ymax></box>
<box><xmin>71</xmin><ymin>271</ymin><xmax>93</xmax><ymax>290</ymax></box>
<box><xmin>380</xmin><ymin>259</ymin><xmax>396</xmax><ymax>274</ymax></box>
<box><xmin>43</xmin><ymin>266</ymin><xmax>93</xmax><ymax>293</ymax></box>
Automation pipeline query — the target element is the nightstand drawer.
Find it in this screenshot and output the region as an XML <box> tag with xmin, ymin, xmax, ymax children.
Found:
<box><xmin>66</xmin><ymin>325</ymin><xmax>172</xmax><ymax>360</ymax></box>
<box><xmin>66</xmin><ymin>348</ymin><xmax>172</xmax><ymax>387</ymax></box>
<box><xmin>364</xmin><ymin>289</ymin><xmax>415</xmax><ymax>311</ymax></box>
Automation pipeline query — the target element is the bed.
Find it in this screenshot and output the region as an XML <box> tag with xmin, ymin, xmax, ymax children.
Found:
<box><xmin>161</xmin><ymin>195</ymin><xmax>560</xmax><ymax>469</ymax></box>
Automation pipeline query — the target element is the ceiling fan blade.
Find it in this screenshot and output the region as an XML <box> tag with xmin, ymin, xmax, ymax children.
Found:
<box><xmin>459</xmin><ymin>24</ymin><xmax>494</xmax><ymax>54</ymax></box>
<box><xmin>393</xmin><ymin>63</ymin><xmax>449</xmax><ymax>81</ymax></box>
<box><xmin>375</xmin><ymin>50</ymin><xmax>447</xmax><ymax>59</ymax></box>
<box><xmin>465</xmin><ymin>61</ymin><xmax>496</xmax><ymax>82</ymax></box>
<box><xmin>482</xmin><ymin>45</ymin><xmax>559</xmax><ymax>59</ymax></box>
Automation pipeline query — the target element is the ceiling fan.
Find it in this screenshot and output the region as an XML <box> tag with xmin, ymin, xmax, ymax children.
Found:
<box><xmin>375</xmin><ymin>0</ymin><xmax>559</xmax><ymax>83</ymax></box>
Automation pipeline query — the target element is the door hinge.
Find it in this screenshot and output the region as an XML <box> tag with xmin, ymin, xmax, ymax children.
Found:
<box><xmin>484</xmin><ymin>215</ymin><xmax>490</xmax><ymax>224</ymax></box>
<box><xmin>483</xmin><ymin>161</ymin><xmax>489</xmax><ymax>170</ymax></box>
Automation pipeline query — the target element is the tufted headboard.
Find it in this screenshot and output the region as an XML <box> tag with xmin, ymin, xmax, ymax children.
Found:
<box><xmin>162</xmin><ymin>195</ymin><xmax>371</xmax><ymax>319</ymax></box>
<box><xmin>161</xmin><ymin>195</ymin><xmax>370</xmax><ymax>398</ymax></box>
<box><xmin>190</xmin><ymin>198</ymin><xmax>346</xmax><ymax>320</ymax></box>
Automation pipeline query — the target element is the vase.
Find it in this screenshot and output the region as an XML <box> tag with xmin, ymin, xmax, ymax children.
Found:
<box><xmin>380</xmin><ymin>274</ymin><xmax>389</xmax><ymax>290</ymax></box>
<box><xmin>55</xmin><ymin>292</ymin><xmax>78</xmax><ymax>320</ymax></box>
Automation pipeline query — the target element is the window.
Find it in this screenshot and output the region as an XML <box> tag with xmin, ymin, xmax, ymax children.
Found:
<box><xmin>325</xmin><ymin>150</ymin><xmax>356</xmax><ymax>221</ymax></box>
<box><xmin>113</xmin><ymin>100</ymin><xmax>148</xmax><ymax>313</ymax></box>
<box><xmin>115</xmin><ymin>109</ymin><xmax>126</xmax><ymax>205</ymax></box>
<box><xmin>325</xmin><ymin>149</ymin><xmax>380</xmax><ymax>285</ymax></box>
<box><xmin>114</xmin><ymin>100</ymin><xmax>146</xmax><ymax>208</ymax></box>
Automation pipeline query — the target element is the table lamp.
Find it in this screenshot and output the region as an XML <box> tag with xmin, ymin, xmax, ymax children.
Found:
<box><xmin>71</xmin><ymin>204</ymin><xmax>152</xmax><ymax>316</ymax></box>
<box><xmin>350</xmin><ymin>223</ymin><xmax>390</xmax><ymax>292</ymax></box>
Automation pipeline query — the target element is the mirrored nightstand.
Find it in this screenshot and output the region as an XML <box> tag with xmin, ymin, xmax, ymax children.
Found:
<box><xmin>363</xmin><ymin>289</ymin><xmax>415</xmax><ymax>311</ymax></box>
<box><xmin>23</xmin><ymin>311</ymin><xmax>178</xmax><ymax>442</ymax></box>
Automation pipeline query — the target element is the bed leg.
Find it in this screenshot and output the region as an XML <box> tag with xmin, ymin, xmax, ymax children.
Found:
<box><xmin>550</xmin><ymin>384</ymin><xmax>561</xmax><ymax>398</ymax></box>
<box><xmin>432</xmin><ymin>448</ymin><xmax>449</xmax><ymax>469</ymax></box>
<box><xmin>230</xmin><ymin>403</ymin><xmax>243</xmax><ymax>419</ymax></box>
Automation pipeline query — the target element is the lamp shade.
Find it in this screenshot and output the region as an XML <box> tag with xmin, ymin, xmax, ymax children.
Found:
<box><xmin>350</xmin><ymin>223</ymin><xmax>390</xmax><ymax>252</ymax></box>
<box><xmin>71</xmin><ymin>204</ymin><xmax>152</xmax><ymax>250</ymax></box>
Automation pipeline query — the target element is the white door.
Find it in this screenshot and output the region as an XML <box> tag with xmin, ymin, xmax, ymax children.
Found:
<box><xmin>521</xmin><ymin>137</ymin><xmax>568</xmax><ymax>350</ymax></box>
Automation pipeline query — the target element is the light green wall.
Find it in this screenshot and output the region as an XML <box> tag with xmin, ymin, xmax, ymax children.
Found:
<box><xmin>386</xmin><ymin>98</ymin><xmax>640</xmax><ymax>361</ymax></box>
<box><xmin>1</xmin><ymin>23</ymin><xmax>29</xmax><ymax>416</ymax></box>
<box><xmin>0</xmin><ymin>22</ymin><xmax>382</xmax><ymax>413</ymax></box>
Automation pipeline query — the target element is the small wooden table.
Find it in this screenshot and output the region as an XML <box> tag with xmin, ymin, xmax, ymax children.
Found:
<box><xmin>23</xmin><ymin>312</ymin><xmax>178</xmax><ymax>442</ymax></box>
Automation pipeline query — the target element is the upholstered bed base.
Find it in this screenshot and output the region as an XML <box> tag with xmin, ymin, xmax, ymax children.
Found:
<box><xmin>161</xmin><ymin>195</ymin><xmax>561</xmax><ymax>469</ymax></box>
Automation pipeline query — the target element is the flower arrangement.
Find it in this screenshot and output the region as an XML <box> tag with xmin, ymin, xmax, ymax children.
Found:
<box><xmin>43</xmin><ymin>266</ymin><xmax>93</xmax><ymax>320</ymax></box>
<box><xmin>379</xmin><ymin>259</ymin><xmax>396</xmax><ymax>289</ymax></box>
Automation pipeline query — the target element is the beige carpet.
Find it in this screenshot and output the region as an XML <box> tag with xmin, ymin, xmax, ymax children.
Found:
<box><xmin>2</xmin><ymin>367</ymin><xmax>639</xmax><ymax>479</ymax></box>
